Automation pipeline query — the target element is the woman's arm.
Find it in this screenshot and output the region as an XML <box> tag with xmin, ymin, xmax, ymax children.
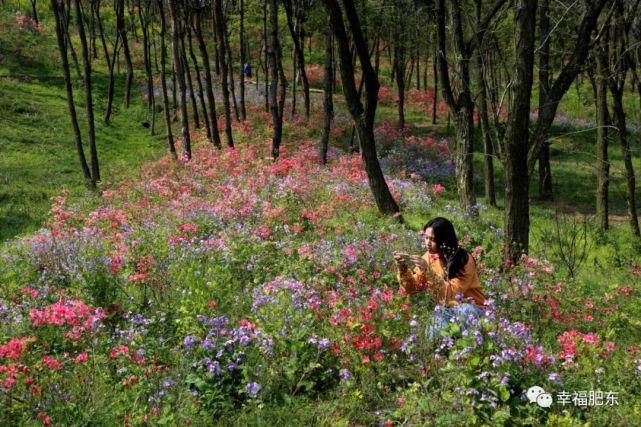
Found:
<box><xmin>396</xmin><ymin>259</ymin><xmax>427</xmax><ymax>295</ymax></box>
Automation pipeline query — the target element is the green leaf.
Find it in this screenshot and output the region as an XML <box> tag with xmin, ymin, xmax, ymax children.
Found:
<box><xmin>498</xmin><ymin>386</ymin><xmax>510</xmax><ymax>402</ymax></box>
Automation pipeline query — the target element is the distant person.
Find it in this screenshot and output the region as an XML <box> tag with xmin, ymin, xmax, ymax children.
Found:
<box><xmin>394</xmin><ymin>217</ymin><xmax>486</xmax><ymax>340</ymax></box>
<box><xmin>243</xmin><ymin>63</ymin><xmax>252</xmax><ymax>79</ymax></box>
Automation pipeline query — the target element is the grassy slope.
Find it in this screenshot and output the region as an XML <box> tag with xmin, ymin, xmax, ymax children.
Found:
<box><xmin>0</xmin><ymin>10</ymin><xmax>167</xmax><ymax>241</ymax></box>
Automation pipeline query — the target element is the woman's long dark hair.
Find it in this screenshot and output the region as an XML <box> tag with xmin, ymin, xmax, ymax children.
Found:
<box><xmin>424</xmin><ymin>217</ymin><xmax>469</xmax><ymax>280</ymax></box>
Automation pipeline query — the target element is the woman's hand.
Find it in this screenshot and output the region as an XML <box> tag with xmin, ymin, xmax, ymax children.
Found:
<box><xmin>409</xmin><ymin>254</ymin><xmax>428</xmax><ymax>272</ymax></box>
<box><xmin>394</xmin><ymin>253</ymin><xmax>411</xmax><ymax>272</ymax></box>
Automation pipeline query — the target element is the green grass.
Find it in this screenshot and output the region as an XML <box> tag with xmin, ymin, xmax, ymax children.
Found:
<box><xmin>0</xmin><ymin>11</ymin><xmax>168</xmax><ymax>241</ymax></box>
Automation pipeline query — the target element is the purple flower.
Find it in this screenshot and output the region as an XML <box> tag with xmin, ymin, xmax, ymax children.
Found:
<box><xmin>246</xmin><ymin>382</ymin><xmax>261</xmax><ymax>397</ymax></box>
<box><xmin>183</xmin><ymin>335</ymin><xmax>197</xmax><ymax>349</ymax></box>
<box><xmin>339</xmin><ymin>369</ymin><xmax>351</xmax><ymax>381</ymax></box>
<box><xmin>201</xmin><ymin>339</ymin><xmax>215</xmax><ymax>350</ymax></box>
<box><xmin>318</xmin><ymin>338</ymin><xmax>331</xmax><ymax>349</ymax></box>
<box><xmin>548</xmin><ymin>372</ymin><xmax>562</xmax><ymax>383</ymax></box>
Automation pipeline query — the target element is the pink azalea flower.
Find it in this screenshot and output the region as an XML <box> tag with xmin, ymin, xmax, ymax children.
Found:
<box><xmin>75</xmin><ymin>352</ymin><xmax>89</xmax><ymax>364</ymax></box>
<box><xmin>432</xmin><ymin>183</ymin><xmax>445</xmax><ymax>196</ymax></box>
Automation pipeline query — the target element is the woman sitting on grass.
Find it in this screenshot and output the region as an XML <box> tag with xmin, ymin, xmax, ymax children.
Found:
<box><xmin>394</xmin><ymin>217</ymin><xmax>486</xmax><ymax>339</ymax></box>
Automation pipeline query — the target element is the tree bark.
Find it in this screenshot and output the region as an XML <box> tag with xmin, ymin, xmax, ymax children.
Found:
<box><xmin>592</xmin><ymin>38</ymin><xmax>610</xmax><ymax>231</ymax></box>
<box><xmin>115</xmin><ymin>0</ymin><xmax>134</xmax><ymax>108</ymax></box>
<box><xmin>431</xmin><ymin>29</ymin><xmax>438</xmax><ymax>125</ymax></box>
<box><xmin>181</xmin><ymin>32</ymin><xmax>200</xmax><ymax>130</ymax></box>
<box><xmin>194</xmin><ymin>10</ymin><xmax>222</xmax><ymax>148</ymax></box>
<box><xmin>224</xmin><ymin>25</ymin><xmax>240</xmax><ymax>122</ymax></box>
<box><xmin>89</xmin><ymin>0</ymin><xmax>96</xmax><ymax>59</ymax></box>
<box><xmin>475</xmin><ymin>1</ymin><xmax>496</xmax><ymax>207</ymax></box>
<box><xmin>30</xmin><ymin>0</ymin><xmax>39</xmax><ymax>23</ymax></box>
<box><xmin>75</xmin><ymin>0</ymin><xmax>100</xmax><ymax>185</ymax></box>
<box><xmin>415</xmin><ymin>35</ymin><xmax>420</xmax><ymax>90</ymax></box>
<box><xmin>607</xmin><ymin>0</ymin><xmax>640</xmax><ymax>237</ymax></box>
<box><xmin>611</xmin><ymin>89</ymin><xmax>640</xmax><ymax>236</ymax></box>
<box><xmin>239</xmin><ymin>0</ymin><xmax>247</xmax><ymax>120</ymax></box>
<box><xmin>320</xmin><ymin>14</ymin><xmax>333</xmax><ymax>165</ymax></box>
<box><xmin>213</xmin><ymin>0</ymin><xmax>234</xmax><ymax>147</ymax></box>
<box><xmin>137</xmin><ymin>1</ymin><xmax>154</xmax><ymax>119</ymax></box>
<box><xmin>268</xmin><ymin>0</ymin><xmax>286</xmax><ymax>159</ymax></box>
<box><xmin>169</xmin><ymin>0</ymin><xmax>191</xmax><ymax>159</ymax></box>
<box><xmin>395</xmin><ymin>42</ymin><xmax>405</xmax><ymax>129</ymax></box>
<box><xmin>52</xmin><ymin>0</ymin><xmax>92</xmax><ymax>183</ymax></box>
<box><xmin>322</xmin><ymin>0</ymin><xmax>401</xmax><ymax>218</ymax></box>
<box><xmin>537</xmin><ymin>0</ymin><xmax>553</xmax><ymax>200</ymax></box>
<box><xmin>157</xmin><ymin>0</ymin><xmax>177</xmax><ymax>158</ymax></box>
<box><xmin>283</xmin><ymin>0</ymin><xmax>311</xmax><ymax>119</ymax></box>
<box><xmin>262</xmin><ymin>0</ymin><xmax>269</xmax><ymax>112</ymax></box>
<box><xmin>504</xmin><ymin>0</ymin><xmax>536</xmax><ymax>263</ymax></box>
<box><xmin>436</xmin><ymin>0</ymin><xmax>478</xmax><ymax>210</ymax></box>
<box><xmin>95</xmin><ymin>0</ymin><xmax>118</xmax><ymax>124</ymax></box>
<box><xmin>187</xmin><ymin>25</ymin><xmax>210</xmax><ymax>140</ymax></box>
<box><xmin>61</xmin><ymin>4</ymin><xmax>82</xmax><ymax>80</ymax></box>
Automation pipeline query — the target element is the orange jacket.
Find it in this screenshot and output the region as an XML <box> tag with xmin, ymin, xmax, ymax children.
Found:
<box><xmin>397</xmin><ymin>251</ymin><xmax>486</xmax><ymax>307</ymax></box>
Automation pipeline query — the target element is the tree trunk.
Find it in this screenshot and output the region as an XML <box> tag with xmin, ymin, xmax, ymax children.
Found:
<box><xmin>137</xmin><ymin>2</ymin><xmax>154</xmax><ymax>121</ymax></box>
<box><xmin>214</xmin><ymin>0</ymin><xmax>234</xmax><ymax>147</ymax></box>
<box><xmin>262</xmin><ymin>0</ymin><xmax>269</xmax><ymax>112</ymax></box>
<box><xmin>75</xmin><ymin>0</ymin><xmax>99</xmax><ymax>185</ymax></box>
<box><xmin>157</xmin><ymin>0</ymin><xmax>177</xmax><ymax>158</ymax></box>
<box><xmin>322</xmin><ymin>0</ymin><xmax>401</xmax><ymax>218</ymax></box>
<box><xmin>181</xmin><ymin>33</ymin><xmax>200</xmax><ymax>130</ymax></box>
<box><xmin>268</xmin><ymin>0</ymin><xmax>285</xmax><ymax>159</ymax></box>
<box><xmin>171</xmin><ymin>63</ymin><xmax>177</xmax><ymax>118</ymax></box>
<box><xmin>239</xmin><ymin>0</ymin><xmax>247</xmax><ymax>120</ymax></box>
<box><xmin>395</xmin><ymin>43</ymin><xmax>405</xmax><ymax>129</ymax></box>
<box><xmin>611</xmin><ymin>89</ymin><xmax>640</xmax><ymax>236</ymax></box>
<box><xmin>187</xmin><ymin>25</ymin><xmax>211</xmax><ymax>140</ymax></box>
<box><xmin>224</xmin><ymin>28</ymin><xmax>240</xmax><ymax>122</ymax></box>
<box><xmin>537</xmin><ymin>0</ymin><xmax>553</xmax><ymax>200</ymax></box>
<box><xmin>454</xmin><ymin>100</ymin><xmax>475</xmax><ymax>208</ymax></box>
<box><xmin>89</xmin><ymin>0</ymin><xmax>96</xmax><ymax>59</ymax></box>
<box><xmin>320</xmin><ymin>15</ymin><xmax>333</xmax><ymax>165</ymax></box>
<box><xmin>475</xmin><ymin>48</ymin><xmax>496</xmax><ymax>205</ymax></box>
<box><xmin>194</xmin><ymin>10</ymin><xmax>222</xmax><ymax>148</ymax></box>
<box><xmin>607</xmin><ymin>0</ymin><xmax>640</xmax><ymax>237</ymax></box>
<box><xmin>593</xmin><ymin>40</ymin><xmax>609</xmax><ymax>231</ymax></box>
<box><xmin>61</xmin><ymin>5</ymin><xmax>82</xmax><ymax>80</ymax></box>
<box><xmin>116</xmin><ymin>0</ymin><xmax>134</xmax><ymax>108</ymax></box>
<box><xmin>52</xmin><ymin>0</ymin><xmax>92</xmax><ymax>183</ymax></box>
<box><xmin>30</xmin><ymin>0</ymin><xmax>39</xmax><ymax>23</ymax></box>
<box><xmin>291</xmin><ymin>39</ymin><xmax>298</xmax><ymax>117</ymax></box>
<box><xmin>283</xmin><ymin>0</ymin><xmax>311</xmax><ymax>119</ymax></box>
<box><xmin>436</xmin><ymin>0</ymin><xmax>476</xmax><ymax>210</ymax></box>
<box><xmin>504</xmin><ymin>0</ymin><xmax>536</xmax><ymax>263</ymax></box>
<box><xmin>169</xmin><ymin>0</ymin><xmax>191</xmax><ymax>159</ymax></box>
<box><xmin>415</xmin><ymin>38</ymin><xmax>420</xmax><ymax>90</ymax></box>
<box><xmin>95</xmin><ymin>0</ymin><xmax>118</xmax><ymax>124</ymax></box>
<box><xmin>431</xmin><ymin>33</ymin><xmax>438</xmax><ymax>124</ymax></box>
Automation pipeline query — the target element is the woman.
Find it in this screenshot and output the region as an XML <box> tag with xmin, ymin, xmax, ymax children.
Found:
<box><xmin>395</xmin><ymin>217</ymin><xmax>485</xmax><ymax>339</ymax></box>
